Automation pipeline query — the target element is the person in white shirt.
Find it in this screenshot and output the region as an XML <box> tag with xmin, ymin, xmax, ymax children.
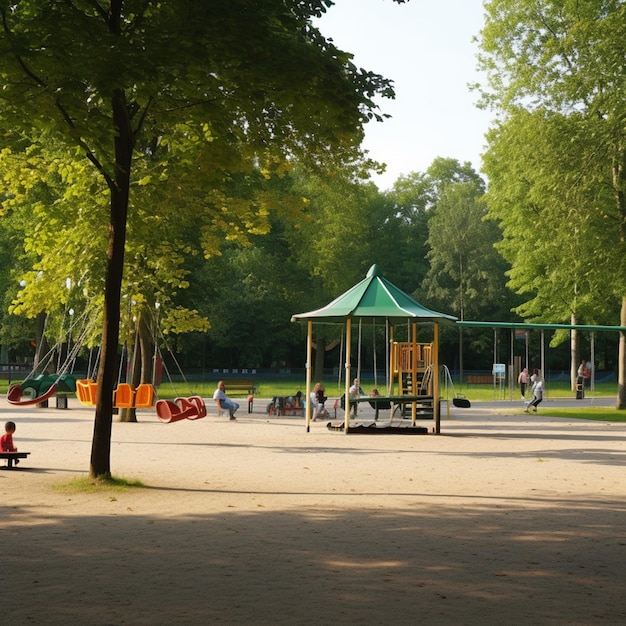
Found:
<box><xmin>524</xmin><ymin>369</ymin><xmax>543</xmax><ymax>413</ymax></box>
<box><xmin>213</xmin><ymin>381</ymin><xmax>239</xmax><ymax>420</ymax></box>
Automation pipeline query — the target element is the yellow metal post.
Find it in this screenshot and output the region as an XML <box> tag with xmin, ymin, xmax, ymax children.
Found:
<box><xmin>411</xmin><ymin>323</ymin><xmax>417</xmax><ymax>425</ymax></box>
<box><xmin>344</xmin><ymin>318</ymin><xmax>352</xmax><ymax>434</ymax></box>
<box><xmin>305</xmin><ymin>320</ymin><xmax>312</xmax><ymax>432</ymax></box>
<box><xmin>434</xmin><ymin>322</ymin><xmax>440</xmax><ymax>433</ymax></box>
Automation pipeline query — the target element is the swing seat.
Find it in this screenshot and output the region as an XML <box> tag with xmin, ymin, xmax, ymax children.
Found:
<box><xmin>175</xmin><ymin>396</ymin><xmax>206</xmax><ymax>419</ymax></box>
<box><xmin>134</xmin><ymin>384</ymin><xmax>155</xmax><ymax>408</ymax></box>
<box><xmin>22</xmin><ymin>374</ymin><xmax>56</xmax><ymax>394</ymax></box>
<box><xmin>114</xmin><ymin>383</ymin><xmax>135</xmax><ymax>408</ymax></box>
<box><xmin>7</xmin><ymin>382</ymin><xmax>58</xmax><ymax>406</ymax></box>
<box><xmin>188</xmin><ymin>396</ymin><xmax>207</xmax><ymax>418</ymax></box>
<box><xmin>155</xmin><ymin>399</ymin><xmax>199</xmax><ymax>423</ymax></box>
<box><xmin>56</xmin><ymin>374</ymin><xmax>77</xmax><ymax>393</ymax></box>
<box><xmin>76</xmin><ymin>379</ymin><xmax>98</xmax><ymax>406</ymax></box>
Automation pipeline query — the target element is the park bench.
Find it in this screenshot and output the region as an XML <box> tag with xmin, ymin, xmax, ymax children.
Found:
<box><xmin>213</xmin><ymin>380</ymin><xmax>257</xmax><ymax>415</ymax></box>
<box><xmin>466</xmin><ymin>375</ymin><xmax>495</xmax><ymax>385</ymax></box>
<box><xmin>0</xmin><ymin>451</ymin><xmax>30</xmax><ymax>469</ymax></box>
<box><xmin>222</xmin><ymin>380</ymin><xmax>257</xmax><ymax>396</ymax></box>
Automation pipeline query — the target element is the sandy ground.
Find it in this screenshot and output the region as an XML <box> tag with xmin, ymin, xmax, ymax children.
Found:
<box><xmin>1</xmin><ymin>396</ymin><xmax>625</xmax><ymax>625</ymax></box>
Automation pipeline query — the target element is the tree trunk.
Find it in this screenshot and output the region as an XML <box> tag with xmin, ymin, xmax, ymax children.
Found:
<box><xmin>617</xmin><ymin>296</ymin><xmax>626</xmax><ymax>410</ymax></box>
<box><xmin>118</xmin><ymin>312</ymin><xmax>154</xmax><ymax>422</ymax></box>
<box><xmin>119</xmin><ymin>330</ymin><xmax>140</xmax><ymax>423</ymax></box>
<box><xmin>570</xmin><ymin>313</ymin><xmax>578</xmax><ymax>392</ymax></box>
<box><xmin>138</xmin><ymin>312</ymin><xmax>155</xmax><ymax>384</ymax></box>
<box><xmin>313</xmin><ymin>336</ymin><xmax>326</xmax><ymax>383</ymax></box>
<box><xmin>89</xmin><ymin>87</ymin><xmax>133</xmax><ymax>479</ymax></box>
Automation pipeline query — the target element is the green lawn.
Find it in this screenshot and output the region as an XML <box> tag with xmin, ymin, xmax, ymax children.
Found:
<box><xmin>2</xmin><ymin>377</ymin><xmax>623</xmax><ymax>417</ymax></box>
<box><xmin>526</xmin><ymin>407</ymin><xmax>626</xmax><ymax>422</ymax></box>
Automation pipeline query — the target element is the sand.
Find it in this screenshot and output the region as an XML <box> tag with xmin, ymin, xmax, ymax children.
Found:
<box><xmin>1</xmin><ymin>397</ymin><xmax>625</xmax><ymax>625</ymax></box>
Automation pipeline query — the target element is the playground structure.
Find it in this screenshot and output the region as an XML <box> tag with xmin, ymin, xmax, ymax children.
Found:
<box><xmin>391</xmin><ymin>340</ymin><xmax>433</xmax><ymax>396</ymax></box>
<box><xmin>292</xmin><ymin>264</ymin><xmax>458</xmax><ymax>434</ymax></box>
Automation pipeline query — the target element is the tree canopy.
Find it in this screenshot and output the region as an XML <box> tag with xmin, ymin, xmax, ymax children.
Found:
<box><xmin>0</xmin><ymin>0</ymin><xmax>406</xmax><ymax>477</ymax></box>
<box><xmin>477</xmin><ymin>0</ymin><xmax>626</xmax><ymax>405</ymax></box>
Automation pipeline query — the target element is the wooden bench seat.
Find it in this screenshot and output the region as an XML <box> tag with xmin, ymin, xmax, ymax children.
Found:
<box><xmin>222</xmin><ymin>380</ymin><xmax>256</xmax><ymax>396</ymax></box>
<box><xmin>0</xmin><ymin>451</ymin><xmax>30</xmax><ymax>469</ymax></box>
<box><xmin>466</xmin><ymin>375</ymin><xmax>494</xmax><ymax>385</ymax></box>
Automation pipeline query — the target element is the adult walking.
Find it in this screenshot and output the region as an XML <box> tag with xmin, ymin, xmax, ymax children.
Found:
<box><xmin>524</xmin><ymin>369</ymin><xmax>544</xmax><ymax>413</ymax></box>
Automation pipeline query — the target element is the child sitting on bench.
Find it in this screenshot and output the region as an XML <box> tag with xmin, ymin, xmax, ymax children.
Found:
<box><xmin>1</xmin><ymin>421</ymin><xmax>19</xmax><ymax>466</ymax></box>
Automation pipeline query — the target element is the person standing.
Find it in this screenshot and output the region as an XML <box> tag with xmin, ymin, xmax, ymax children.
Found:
<box><xmin>577</xmin><ymin>359</ymin><xmax>591</xmax><ymax>397</ymax></box>
<box><xmin>213</xmin><ymin>381</ymin><xmax>239</xmax><ymax>420</ymax></box>
<box><xmin>524</xmin><ymin>369</ymin><xmax>544</xmax><ymax>413</ymax></box>
<box><xmin>518</xmin><ymin>367</ymin><xmax>530</xmax><ymax>399</ymax></box>
<box><xmin>348</xmin><ymin>378</ymin><xmax>364</xmax><ymax>416</ymax></box>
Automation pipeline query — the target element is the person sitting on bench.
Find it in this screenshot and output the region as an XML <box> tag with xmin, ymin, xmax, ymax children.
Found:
<box><xmin>1</xmin><ymin>421</ymin><xmax>19</xmax><ymax>466</ymax></box>
<box><xmin>310</xmin><ymin>383</ymin><xmax>329</xmax><ymax>421</ymax></box>
<box><xmin>213</xmin><ymin>381</ymin><xmax>239</xmax><ymax>420</ymax></box>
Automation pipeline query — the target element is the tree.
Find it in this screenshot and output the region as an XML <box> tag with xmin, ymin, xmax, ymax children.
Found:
<box><xmin>0</xmin><ymin>0</ymin><xmax>404</xmax><ymax>478</ymax></box>
<box><xmin>418</xmin><ymin>161</ymin><xmax>512</xmax><ymax>373</ymax></box>
<box><xmin>425</xmin><ymin>183</ymin><xmax>510</xmax><ymax>312</ymax></box>
<box><xmin>477</xmin><ymin>0</ymin><xmax>626</xmax><ymax>407</ymax></box>
<box><xmin>0</xmin><ymin>134</ymin><xmax>212</xmax><ymax>421</ymax></box>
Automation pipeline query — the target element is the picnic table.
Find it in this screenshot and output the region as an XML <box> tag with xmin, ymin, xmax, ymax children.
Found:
<box><xmin>351</xmin><ymin>395</ymin><xmax>436</xmax><ymax>422</ymax></box>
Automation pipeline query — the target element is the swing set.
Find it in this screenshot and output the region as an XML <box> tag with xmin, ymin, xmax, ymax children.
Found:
<box><xmin>75</xmin><ymin>333</ymin><xmax>155</xmax><ymax>409</ymax></box>
<box><xmin>75</xmin><ymin>304</ymin><xmax>206</xmax><ymax>420</ymax></box>
<box><xmin>7</xmin><ymin>310</ymin><xmax>90</xmax><ymax>407</ymax></box>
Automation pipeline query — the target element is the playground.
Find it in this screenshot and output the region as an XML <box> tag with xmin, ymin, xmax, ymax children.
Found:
<box><xmin>2</xmin><ymin>397</ymin><xmax>625</xmax><ymax>625</ymax></box>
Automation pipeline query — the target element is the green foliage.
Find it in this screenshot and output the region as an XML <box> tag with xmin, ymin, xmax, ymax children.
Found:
<box><xmin>423</xmin><ymin>180</ymin><xmax>510</xmax><ymax>321</ymax></box>
<box><xmin>483</xmin><ymin>110</ymin><xmax>622</xmax><ymax>325</ymax></box>
<box><xmin>0</xmin><ymin>0</ymin><xmax>407</xmax><ymax>477</ymax></box>
<box><xmin>478</xmin><ymin>0</ymin><xmax>626</xmax><ymax>306</ymax></box>
<box><xmin>477</xmin><ymin>0</ymin><xmax>626</xmax><ymax>405</ymax></box>
<box><xmin>0</xmin><ymin>0</ymin><xmax>400</xmax><ymax>319</ymax></box>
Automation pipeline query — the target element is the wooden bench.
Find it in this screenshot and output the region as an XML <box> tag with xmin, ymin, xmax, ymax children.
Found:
<box><xmin>466</xmin><ymin>375</ymin><xmax>495</xmax><ymax>385</ymax></box>
<box><xmin>0</xmin><ymin>451</ymin><xmax>30</xmax><ymax>469</ymax></box>
<box><xmin>222</xmin><ymin>380</ymin><xmax>256</xmax><ymax>396</ymax></box>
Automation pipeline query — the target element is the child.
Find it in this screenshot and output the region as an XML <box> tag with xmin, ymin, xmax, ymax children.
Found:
<box><xmin>1</xmin><ymin>421</ymin><xmax>19</xmax><ymax>465</ymax></box>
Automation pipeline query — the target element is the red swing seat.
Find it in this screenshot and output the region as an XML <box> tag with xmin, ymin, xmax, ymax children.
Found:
<box><xmin>7</xmin><ymin>382</ymin><xmax>58</xmax><ymax>406</ymax></box>
<box><xmin>155</xmin><ymin>399</ymin><xmax>199</xmax><ymax>423</ymax></box>
<box><xmin>155</xmin><ymin>396</ymin><xmax>207</xmax><ymax>422</ymax></box>
<box><xmin>176</xmin><ymin>396</ymin><xmax>207</xmax><ymax>419</ymax></box>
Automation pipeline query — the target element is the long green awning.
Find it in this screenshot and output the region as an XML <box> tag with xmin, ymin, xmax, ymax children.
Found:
<box><xmin>456</xmin><ymin>321</ymin><xmax>626</xmax><ymax>332</ymax></box>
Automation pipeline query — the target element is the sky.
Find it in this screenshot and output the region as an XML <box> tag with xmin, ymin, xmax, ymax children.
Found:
<box><xmin>314</xmin><ymin>0</ymin><xmax>492</xmax><ymax>190</ymax></box>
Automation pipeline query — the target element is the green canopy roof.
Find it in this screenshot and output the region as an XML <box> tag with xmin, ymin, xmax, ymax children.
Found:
<box><xmin>291</xmin><ymin>264</ymin><xmax>457</xmax><ymax>325</ymax></box>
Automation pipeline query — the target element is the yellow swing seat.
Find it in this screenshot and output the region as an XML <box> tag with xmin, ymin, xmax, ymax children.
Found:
<box><xmin>113</xmin><ymin>383</ymin><xmax>135</xmax><ymax>408</ymax></box>
<box><xmin>76</xmin><ymin>379</ymin><xmax>97</xmax><ymax>406</ymax></box>
<box><xmin>134</xmin><ymin>383</ymin><xmax>155</xmax><ymax>408</ymax></box>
